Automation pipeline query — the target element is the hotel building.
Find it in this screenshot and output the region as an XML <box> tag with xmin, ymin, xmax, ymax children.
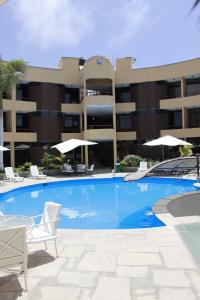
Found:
<box><xmin>2</xmin><ymin>56</ymin><xmax>200</xmax><ymax>168</ymax></box>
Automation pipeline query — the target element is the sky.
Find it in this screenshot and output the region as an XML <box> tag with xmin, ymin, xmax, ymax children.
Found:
<box><xmin>0</xmin><ymin>0</ymin><xmax>200</xmax><ymax>69</ymax></box>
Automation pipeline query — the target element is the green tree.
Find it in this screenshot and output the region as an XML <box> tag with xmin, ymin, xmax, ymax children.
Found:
<box><xmin>0</xmin><ymin>59</ymin><xmax>27</xmax><ymax>169</ymax></box>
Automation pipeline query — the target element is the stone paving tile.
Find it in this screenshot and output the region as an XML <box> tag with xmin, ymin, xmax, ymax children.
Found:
<box><xmin>58</xmin><ymin>271</ymin><xmax>97</xmax><ymax>287</ymax></box>
<box><xmin>28</xmin><ymin>258</ymin><xmax>66</xmax><ymax>277</ymax></box>
<box><xmin>160</xmin><ymin>246</ymin><xmax>198</xmax><ymax>269</ymax></box>
<box><xmin>131</xmin><ymin>278</ymin><xmax>155</xmax><ymax>289</ymax></box>
<box><xmin>60</xmin><ymin>245</ymin><xmax>88</xmax><ymax>258</ymax></box>
<box><xmin>153</xmin><ymin>270</ymin><xmax>191</xmax><ymax>287</ymax></box>
<box><xmin>127</xmin><ymin>246</ymin><xmax>160</xmax><ymax>253</ymax></box>
<box><xmin>159</xmin><ymin>288</ymin><xmax>196</xmax><ymax>300</ymax></box>
<box><xmin>94</xmin><ymin>237</ymin><xmax>127</xmax><ymax>252</ymax></box>
<box><xmin>78</xmin><ymin>252</ymin><xmax>117</xmax><ymax>272</ymax></box>
<box><xmin>79</xmin><ymin>288</ymin><xmax>92</xmax><ymax>300</ymax></box>
<box><xmin>116</xmin><ymin>266</ymin><xmax>148</xmax><ymax>278</ymax></box>
<box><xmin>34</xmin><ymin>286</ymin><xmax>81</xmax><ymax>300</ymax></box>
<box><xmin>64</xmin><ymin>258</ymin><xmax>79</xmax><ymax>270</ymax></box>
<box><xmin>92</xmin><ymin>277</ymin><xmax>131</xmax><ymax>300</ymax></box>
<box><xmin>133</xmin><ymin>288</ymin><xmax>157</xmax><ymax>300</ymax></box>
<box><xmin>118</xmin><ymin>252</ymin><xmax>162</xmax><ymax>266</ymax></box>
<box><xmin>128</xmin><ymin>235</ymin><xmax>185</xmax><ymax>248</ymax></box>
<box><xmin>186</xmin><ymin>270</ymin><xmax>200</xmax><ymax>297</ymax></box>
<box><xmin>136</xmin><ymin>294</ymin><xmax>157</xmax><ymax>300</ymax></box>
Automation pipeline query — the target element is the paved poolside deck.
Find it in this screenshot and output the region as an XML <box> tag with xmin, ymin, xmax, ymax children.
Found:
<box><xmin>0</xmin><ymin>174</ymin><xmax>200</xmax><ymax>300</ymax></box>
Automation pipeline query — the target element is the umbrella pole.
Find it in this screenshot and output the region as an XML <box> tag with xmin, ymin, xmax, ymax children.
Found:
<box><xmin>162</xmin><ymin>145</ymin><xmax>164</xmax><ymax>160</ymax></box>
<box><xmin>197</xmin><ymin>154</ymin><xmax>200</xmax><ymax>181</ymax></box>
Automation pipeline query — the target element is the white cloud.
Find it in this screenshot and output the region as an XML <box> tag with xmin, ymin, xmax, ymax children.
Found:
<box><xmin>11</xmin><ymin>0</ymin><xmax>95</xmax><ymax>48</ymax></box>
<box><xmin>107</xmin><ymin>0</ymin><xmax>149</xmax><ymax>47</ymax></box>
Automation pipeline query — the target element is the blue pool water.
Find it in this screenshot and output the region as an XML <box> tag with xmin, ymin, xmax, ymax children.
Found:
<box><xmin>0</xmin><ymin>177</ymin><xmax>198</xmax><ymax>229</ymax></box>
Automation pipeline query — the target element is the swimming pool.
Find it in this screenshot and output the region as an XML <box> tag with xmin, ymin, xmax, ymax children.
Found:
<box><xmin>0</xmin><ymin>177</ymin><xmax>198</xmax><ymax>229</ymax></box>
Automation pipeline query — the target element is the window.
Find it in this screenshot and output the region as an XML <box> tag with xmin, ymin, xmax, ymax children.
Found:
<box><xmin>168</xmin><ymin>110</ymin><xmax>182</xmax><ymax>129</ymax></box>
<box><xmin>96</xmin><ymin>59</ymin><xmax>103</xmax><ymax>65</ymax></box>
<box><xmin>16</xmin><ymin>89</ymin><xmax>23</xmax><ymax>100</ymax></box>
<box><xmin>117</xmin><ymin>114</ymin><xmax>133</xmax><ymax>131</ymax></box>
<box><xmin>64</xmin><ymin>115</ymin><xmax>80</xmax><ymax>131</ymax></box>
<box><xmin>16</xmin><ymin>114</ymin><xmax>23</xmax><ymax>127</ymax></box>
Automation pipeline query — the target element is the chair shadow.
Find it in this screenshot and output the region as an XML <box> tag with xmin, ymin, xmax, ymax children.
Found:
<box><xmin>0</xmin><ymin>274</ymin><xmax>23</xmax><ymax>299</ymax></box>
<box><xmin>0</xmin><ymin>250</ymin><xmax>55</xmax><ymax>298</ymax></box>
<box><xmin>27</xmin><ymin>249</ymin><xmax>55</xmax><ymax>269</ymax></box>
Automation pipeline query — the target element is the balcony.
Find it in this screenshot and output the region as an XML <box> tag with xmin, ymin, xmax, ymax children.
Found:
<box><xmin>3</xmin><ymin>131</ymin><xmax>37</xmax><ymax>142</ymax></box>
<box><xmin>160</xmin><ymin>127</ymin><xmax>200</xmax><ymax>138</ymax></box>
<box><xmin>61</xmin><ymin>132</ymin><xmax>83</xmax><ymax>141</ymax></box>
<box><xmin>116</xmin><ymin>131</ymin><xmax>136</xmax><ymax>140</ymax></box>
<box><xmin>15</xmin><ymin>99</ymin><xmax>36</xmax><ymax>112</ymax></box>
<box><xmin>61</xmin><ymin>103</ymin><xmax>82</xmax><ymax>114</ymax></box>
<box><xmin>84</xmin><ymin>95</ymin><xmax>114</xmax><ymax>106</ymax></box>
<box><xmin>116</xmin><ymin>103</ymin><xmax>136</xmax><ymax>113</ymax></box>
<box><xmin>160</xmin><ymin>94</ymin><xmax>200</xmax><ymax>110</ymax></box>
<box><xmin>84</xmin><ymin>128</ymin><xmax>115</xmax><ymax>140</ymax></box>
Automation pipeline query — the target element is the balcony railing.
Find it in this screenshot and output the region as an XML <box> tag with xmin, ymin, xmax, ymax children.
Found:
<box><xmin>16</xmin><ymin>97</ymin><xmax>36</xmax><ymax>102</ymax></box>
<box><xmin>86</xmin><ymin>90</ymin><xmax>112</xmax><ymax>96</ymax></box>
<box><xmin>3</xmin><ymin>127</ymin><xmax>12</xmax><ymax>132</ymax></box>
<box><xmin>188</xmin><ymin>123</ymin><xmax>200</xmax><ymax>128</ymax></box>
<box><xmin>61</xmin><ymin>128</ymin><xmax>81</xmax><ymax>133</ymax></box>
<box><xmin>87</xmin><ymin>124</ymin><xmax>113</xmax><ymax>129</ymax></box>
<box><xmin>115</xmin><ymin>98</ymin><xmax>135</xmax><ymax>103</ymax></box>
<box><xmin>62</xmin><ymin>99</ymin><xmax>80</xmax><ymax>104</ymax></box>
<box><xmin>16</xmin><ymin>128</ymin><xmax>35</xmax><ymax>132</ymax></box>
<box><xmin>116</xmin><ymin>127</ymin><xmax>134</xmax><ymax>132</ymax></box>
<box><xmin>160</xmin><ymin>94</ymin><xmax>181</xmax><ymax>100</ymax></box>
<box><xmin>186</xmin><ymin>91</ymin><xmax>200</xmax><ymax>97</ymax></box>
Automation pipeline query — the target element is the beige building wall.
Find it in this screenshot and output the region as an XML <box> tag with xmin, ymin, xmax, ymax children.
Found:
<box><xmin>3</xmin><ymin>55</ymin><xmax>200</xmax><ymax>167</ymax></box>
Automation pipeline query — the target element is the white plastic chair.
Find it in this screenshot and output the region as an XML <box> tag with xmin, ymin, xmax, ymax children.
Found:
<box><xmin>138</xmin><ymin>161</ymin><xmax>148</xmax><ymax>172</ymax></box>
<box><xmin>4</xmin><ymin>167</ymin><xmax>24</xmax><ymax>182</ymax></box>
<box><xmin>27</xmin><ymin>201</ymin><xmax>62</xmax><ymax>257</ymax></box>
<box><xmin>29</xmin><ymin>165</ymin><xmax>47</xmax><ymax>179</ymax></box>
<box><xmin>86</xmin><ymin>164</ymin><xmax>95</xmax><ymax>175</ymax></box>
<box><xmin>0</xmin><ymin>226</ymin><xmax>28</xmax><ymax>290</ymax></box>
<box><xmin>76</xmin><ymin>164</ymin><xmax>86</xmax><ymax>175</ymax></box>
<box><xmin>61</xmin><ymin>164</ymin><xmax>75</xmax><ymax>175</ymax></box>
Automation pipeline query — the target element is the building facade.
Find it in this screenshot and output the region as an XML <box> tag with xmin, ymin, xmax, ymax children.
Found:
<box><xmin>2</xmin><ymin>55</ymin><xmax>200</xmax><ymax>168</ymax></box>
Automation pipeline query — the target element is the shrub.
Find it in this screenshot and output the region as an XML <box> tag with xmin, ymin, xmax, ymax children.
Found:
<box><xmin>17</xmin><ymin>161</ymin><xmax>32</xmax><ymax>172</ymax></box>
<box><xmin>53</xmin><ymin>154</ymin><xmax>66</xmax><ymax>165</ymax></box>
<box><xmin>41</xmin><ymin>152</ymin><xmax>54</xmax><ymax>169</ymax></box>
<box><xmin>120</xmin><ymin>154</ymin><xmax>143</xmax><ymax>167</ymax></box>
<box><xmin>179</xmin><ymin>145</ymin><xmax>193</xmax><ymax>157</ymax></box>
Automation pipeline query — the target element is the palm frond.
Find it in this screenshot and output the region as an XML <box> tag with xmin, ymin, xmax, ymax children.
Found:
<box><xmin>193</xmin><ymin>0</ymin><xmax>200</xmax><ymax>9</ymax></box>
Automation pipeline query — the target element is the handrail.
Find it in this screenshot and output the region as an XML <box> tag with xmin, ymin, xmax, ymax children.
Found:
<box><xmin>87</xmin><ymin>124</ymin><xmax>113</xmax><ymax>129</ymax></box>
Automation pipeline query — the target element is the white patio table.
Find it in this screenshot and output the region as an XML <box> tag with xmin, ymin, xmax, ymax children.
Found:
<box><xmin>0</xmin><ymin>215</ymin><xmax>34</xmax><ymax>228</ymax></box>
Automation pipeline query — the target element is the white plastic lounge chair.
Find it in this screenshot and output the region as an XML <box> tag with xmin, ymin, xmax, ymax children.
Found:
<box><xmin>4</xmin><ymin>167</ymin><xmax>24</xmax><ymax>182</ymax></box>
<box><xmin>86</xmin><ymin>164</ymin><xmax>95</xmax><ymax>175</ymax></box>
<box><xmin>138</xmin><ymin>161</ymin><xmax>148</xmax><ymax>172</ymax></box>
<box><xmin>30</xmin><ymin>165</ymin><xmax>47</xmax><ymax>179</ymax></box>
<box><xmin>61</xmin><ymin>164</ymin><xmax>75</xmax><ymax>175</ymax></box>
<box><xmin>0</xmin><ymin>226</ymin><xmax>28</xmax><ymax>290</ymax></box>
<box><xmin>27</xmin><ymin>201</ymin><xmax>62</xmax><ymax>257</ymax></box>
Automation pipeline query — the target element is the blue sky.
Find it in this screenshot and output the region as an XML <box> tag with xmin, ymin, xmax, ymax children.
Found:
<box><xmin>0</xmin><ymin>0</ymin><xmax>199</xmax><ymax>69</ymax></box>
